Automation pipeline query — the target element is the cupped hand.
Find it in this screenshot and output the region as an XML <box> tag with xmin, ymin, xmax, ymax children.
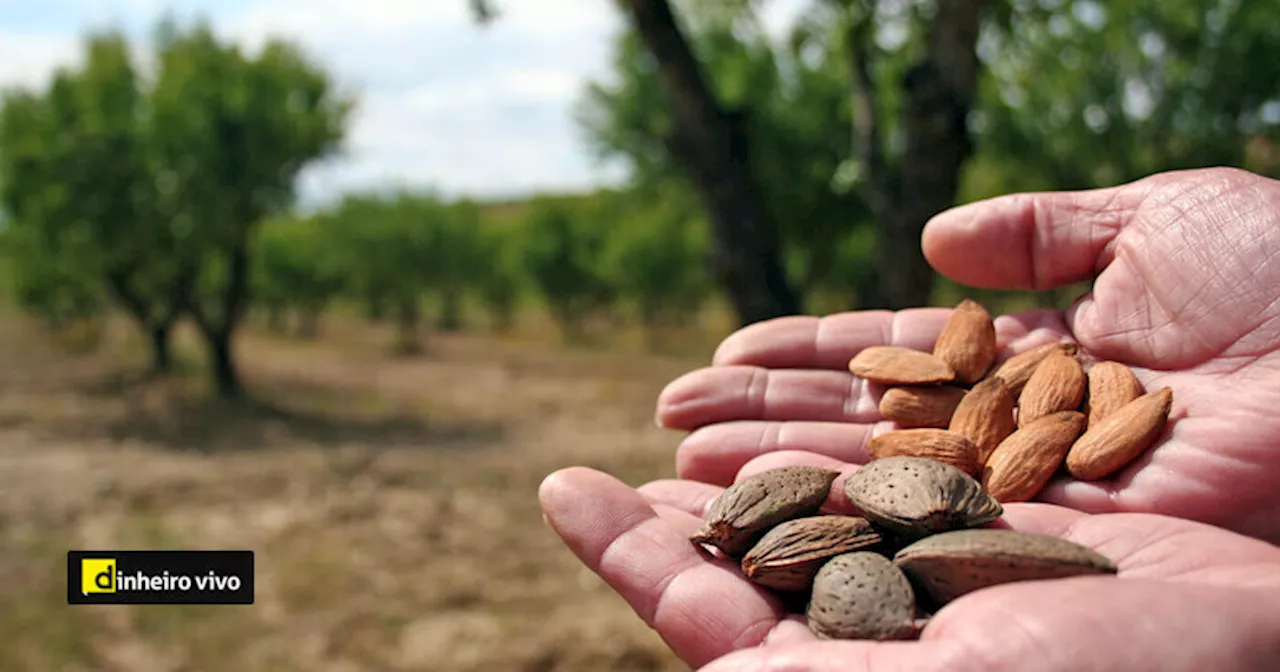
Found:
<box><xmin>655</xmin><ymin>167</ymin><xmax>1280</xmax><ymax>543</ymax></box>
<box><xmin>539</xmin><ymin>460</ymin><xmax>1280</xmax><ymax>671</ymax></box>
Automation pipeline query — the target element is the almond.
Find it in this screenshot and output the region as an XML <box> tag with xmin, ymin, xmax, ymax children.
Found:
<box><xmin>988</xmin><ymin>342</ymin><xmax>1078</xmax><ymax>397</ymax></box>
<box><xmin>948</xmin><ymin>378</ymin><xmax>1017</xmax><ymax>466</ymax></box>
<box><xmin>849</xmin><ymin>346</ymin><xmax>956</xmax><ymax>385</ymax></box>
<box><xmin>741</xmin><ymin>516</ymin><xmax>884</xmax><ymax>592</ymax></box>
<box><xmin>1017</xmin><ymin>353</ymin><xmax>1086</xmax><ymax>427</ymax></box>
<box><xmin>933</xmin><ymin>299</ymin><xmax>997</xmax><ymax>385</ymax></box>
<box><xmin>690</xmin><ymin>466</ymin><xmax>840</xmax><ymax>557</ymax></box>
<box><xmin>807</xmin><ymin>552</ymin><xmax>920</xmax><ymax>641</ymax></box>
<box><xmin>1084</xmin><ymin>361</ymin><xmax>1144</xmax><ymax>430</ymax></box>
<box><xmin>868</xmin><ymin>429</ymin><xmax>980</xmax><ymax>476</ymax></box>
<box><xmin>1066</xmin><ymin>387</ymin><xmax>1173</xmax><ymax>481</ymax></box>
<box><xmin>893</xmin><ymin>529</ymin><xmax>1117</xmax><ymax>608</ymax></box>
<box><xmin>982</xmin><ymin>411</ymin><xmax>1087</xmax><ymax>503</ymax></box>
<box><xmin>844</xmin><ymin>456</ymin><xmax>1003</xmax><ymax>540</ymax></box>
<box><xmin>879</xmin><ymin>386</ymin><xmax>968</xmax><ymax>428</ymax></box>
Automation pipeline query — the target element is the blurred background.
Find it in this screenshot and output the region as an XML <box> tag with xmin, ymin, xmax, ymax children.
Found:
<box><xmin>0</xmin><ymin>0</ymin><xmax>1277</xmax><ymax>670</ymax></box>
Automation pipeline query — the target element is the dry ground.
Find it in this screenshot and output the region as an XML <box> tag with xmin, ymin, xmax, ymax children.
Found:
<box><xmin>0</xmin><ymin>309</ymin><xmax>735</xmax><ymax>672</ymax></box>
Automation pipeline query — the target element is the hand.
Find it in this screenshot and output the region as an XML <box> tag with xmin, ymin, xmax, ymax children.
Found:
<box><xmin>655</xmin><ymin>167</ymin><xmax>1280</xmax><ymax>543</ymax></box>
<box><xmin>539</xmin><ymin>463</ymin><xmax>1280</xmax><ymax>671</ymax></box>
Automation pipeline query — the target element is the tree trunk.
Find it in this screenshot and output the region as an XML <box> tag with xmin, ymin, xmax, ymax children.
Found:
<box><xmin>619</xmin><ymin>0</ymin><xmax>799</xmax><ymax>326</ymax></box>
<box><xmin>847</xmin><ymin>0</ymin><xmax>987</xmax><ymax>309</ymax></box>
<box><xmin>438</xmin><ymin>289</ymin><xmax>463</xmax><ymax>332</ymax></box>
<box><xmin>394</xmin><ymin>297</ymin><xmax>423</xmax><ymax>354</ymax></box>
<box><xmin>149</xmin><ymin>323</ymin><xmax>173</xmax><ymax>374</ymax></box>
<box><xmin>204</xmin><ymin>326</ymin><xmax>243</xmax><ymax>399</ymax></box>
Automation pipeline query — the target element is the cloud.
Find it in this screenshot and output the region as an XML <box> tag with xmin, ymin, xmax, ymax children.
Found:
<box><xmin>0</xmin><ymin>0</ymin><xmax>814</xmax><ymax>206</ymax></box>
<box><xmin>218</xmin><ymin>0</ymin><xmax>628</xmax><ymax>204</ymax></box>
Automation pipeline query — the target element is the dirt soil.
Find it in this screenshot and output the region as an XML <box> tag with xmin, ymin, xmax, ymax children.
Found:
<box><xmin>0</xmin><ymin>313</ymin><xmax>721</xmax><ymax>672</ymax></box>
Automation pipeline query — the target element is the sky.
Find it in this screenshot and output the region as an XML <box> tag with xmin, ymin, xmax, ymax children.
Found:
<box><xmin>0</xmin><ymin>0</ymin><xmax>805</xmax><ymax>208</ymax></box>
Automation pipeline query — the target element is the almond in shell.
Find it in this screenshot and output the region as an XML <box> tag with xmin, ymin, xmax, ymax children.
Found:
<box><xmin>807</xmin><ymin>551</ymin><xmax>921</xmax><ymax>641</ymax></box>
<box><xmin>1017</xmin><ymin>353</ymin><xmax>1086</xmax><ymax>427</ymax></box>
<box><xmin>1084</xmin><ymin>361</ymin><xmax>1145</xmax><ymax>430</ymax></box>
<box><xmin>1066</xmin><ymin>387</ymin><xmax>1173</xmax><ymax>481</ymax></box>
<box><xmin>741</xmin><ymin>516</ymin><xmax>884</xmax><ymax>592</ymax></box>
<box><xmin>867</xmin><ymin>429</ymin><xmax>980</xmax><ymax>477</ymax></box>
<box><xmin>982</xmin><ymin>411</ymin><xmax>1087</xmax><ymax>503</ymax></box>
<box><xmin>844</xmin><ymin>456</ymin><xmax>1002</xmax><ymax>540</ymax></box>
<box><xmin>691</xmin><ymin>466</ymin><xmax>839</xmax><ymax>557</ymax></box>
<box><xmin>988</xmin><ymin>342</ymin><xmax>1078</xmax><ymax>397</ymax></box>
<box><xmin>948</xmin><ymin>377</ymin><xmax>1017</xmax><ymax>466</ymax></box>
<box><xmin>849</xmin><ymin>346</ymin><xmax>956</xmax><ymax>385</ymax></box>
<box><xmin>932</xmin><ymin>299</ymin><xmax>997</xmax><ymax>385</ymax></box>
<box><xmin>879</xmin><ymin>385</ymin><xmax>968</xmax><ymax>429</ymax></box>
<box><xmin>893</xmin><ymin>529</ymin><xmax>1117</xmax><ymax>608</ymax></box>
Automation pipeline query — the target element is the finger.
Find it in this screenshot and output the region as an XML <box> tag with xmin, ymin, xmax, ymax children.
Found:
<box><xmin>926</xmin><ymin>578</ymin><xmax>1280</xmax><ymax>672</ymax></box>
<box><xmin>921</xmin><ymin>180</ymin><xmax>1151</xmax><ymax>290</ymax></box>
<box><xmin>699</xmin><ymin>639</ymin><xmax>959</xmax><ymax>672</ymax></box>
<box><xmin>676</xmin><ymin>421</ymin><xmax>886</xmax><ymax>485</ymax></box>
<box><xmin>638</xmin><ymin>479</ymin><xmax>724</xmax><ymax>517</ymax></box>
<box><xmin>656</xmin><ymin>367</ymin><xmax>879</xmax><ymax>431</ymax></box>
<box><xmin>539</xmin><ymin>467</ymin><xmax>786</xmax><ymax>668</ymax></box>
<box><xmin>711</xmin><ymin>307</ymin><xmax>1075</xmax><ymax>371</ymax></box>
<box><xmin>657</xmin><ymin>313</ymin><xmax>1077</xmax><ymax>432</ymax></box>
<box><xmin>711</xmin><ymin>309</ymin><xmax>954</xmax><ymax>369</ymax></box>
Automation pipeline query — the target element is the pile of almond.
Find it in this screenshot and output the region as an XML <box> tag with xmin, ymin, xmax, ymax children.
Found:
<box><xmin>686</xmin><ymin>298</ymin><xmax>1174</xmax><ymax>641</ymax></box>
<box><xmin>858</xmin><ymin>298</ymin><xmax>1173</xmax><ymax>500</ymax></box>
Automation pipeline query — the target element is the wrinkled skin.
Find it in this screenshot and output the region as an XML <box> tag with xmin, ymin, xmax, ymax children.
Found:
<box><xmin>539</xmin><ymin>168</ymin><xmax>1280</xmax><ymax>670</ymax></box>
<box><xmin>539</xmin><ymin>465</ymin><xmax>1280</xmax><ymax>671</ymax></box>
<box><xmin>655</xmin><ymin>167</ymin><xmax>1280</xmax><ymax>543</ymax></box>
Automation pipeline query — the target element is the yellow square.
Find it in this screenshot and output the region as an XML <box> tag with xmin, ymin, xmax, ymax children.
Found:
<box><xmin>81</xmin><ymin>558</ymin><xmax>116</xmax><ymax>595</ymax></box>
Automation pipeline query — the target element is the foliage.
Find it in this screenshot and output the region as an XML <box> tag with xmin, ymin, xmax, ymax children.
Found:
<box><xmin>577</xmin><ymin>10</ymin><xmax>872</xmax><ymax>310</ymax></box>
<box><xmin>0</xmin><ymin>18</ymin><xmax>352</xmax><ymax>395</ymax></box>
<box><xmin>976</xmin><ymin>0</ymin><xmax>1280</xmax><ymax>188</ymax></box>
<box><xmin>253</xmin><ymin>214</ymin><xmax>346</xmax><ymax>337</ymax></box>
<box><xmin>600</xmin><ymin>183</ymin><xmax>713</xmax><ymax>328</ymax></box>
<box><xmin>519</xmin><ymin>195</ymin><xmax>615</xmax><ymax>338</ymax></box>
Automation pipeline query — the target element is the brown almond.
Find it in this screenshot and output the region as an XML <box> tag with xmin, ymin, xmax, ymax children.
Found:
<box><xmin>741</xmin><ymin>516</ymin><xmax>884</xmax><ymax>592</ymax></box>
<box><xmin>988</xmin><ymin>342</ymin><xmax>1078</xmax><ymax>396</ymax></box>
<box><xmin>1017</xmin><ymin>353</ymin><xmax>1086</xmax><ymax>427</ymax></box>
<box><xmin>879</xmin><ymin>385</ymin><xmax>968</xmax><ymax>429</ymax></box>
<box><xmin>844</xmin><ymin>456</ymin><xmax>1002</xmax><ymax>540</ymax></box>
<box><xmin>868</xmin><ymin>429</ymin><xmax>980</xmax><ymax>477</ymax></box>
<box><xmin>948</xmin><ymin>378</ymin><xmax>1017</xmax><ymax>466</ymax></box>
<box><xmin>690</xmin><ymin>466</ymin><xmax>839</xmax><ymax>557</ymax></box>
<box><xmin>807</xmin><ymin>552</ymin><xmax>920</xmax><ymax>641</ymax></box>
<box><xmin>893</xmin><ymin>529</ymin><xmax>1117</xmax><ymax>607</ymax></box>
<box><xmin>932</xmin><ymin>299</ymin><xmax>998</xmax><ymax>385</ymax></box>
<box><xmin>849</xmin><ymin>346</ymin><xmax>956</xmax><ymax>385</ymax></box>
<box><xmin>1066</xmin><ymin>387</ymin><xmax>1173</xmax><ymax>481</ymax></box>
<box><xmin>1084</xmin><ymin>361</ymin><xmax>1145</xmax><ymax>430</ymax></box>
<box><xmin>982</xmin><ymin>411</ymin><xmax>1087</xmax><ymax>503</ymax></box>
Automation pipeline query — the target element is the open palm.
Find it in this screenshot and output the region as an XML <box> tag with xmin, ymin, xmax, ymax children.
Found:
<box><xmin>655</xmin><ymin>167</ymin><xmax>1280</xmax><ymax>543</ymax></box>
<box><xmin>539</xmin><ymin>465</ymin><xmax>1280</xmax><ymax>671</ymax></box>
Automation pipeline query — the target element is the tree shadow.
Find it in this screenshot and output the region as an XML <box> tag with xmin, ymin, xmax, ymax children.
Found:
<box><xmin>61</xmin><ymin>371</ymin><xmax>507</xmax><ymax>454</ymax></box>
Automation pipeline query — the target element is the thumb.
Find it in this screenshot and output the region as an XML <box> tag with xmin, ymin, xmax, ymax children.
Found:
<box><xmin>698</xmin><ymin>640</ymin><xmax>957</xmax><ymax>672</ymax></box>
<box><xmin>921</xmin><ymin>180</ymin><xmax>1150</xmax><ymax>291</ymax></box>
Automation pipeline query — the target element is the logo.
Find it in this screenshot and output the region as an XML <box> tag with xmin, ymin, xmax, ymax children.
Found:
<box><xmin>68</xmin><ymin>551</ymin><xmax>254</xmax><ymax>605</ymax></box>
<box><xmin>81</xmin><ymin>558</ymin><xmax>116</xmax><ymax>595</ymax></box>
